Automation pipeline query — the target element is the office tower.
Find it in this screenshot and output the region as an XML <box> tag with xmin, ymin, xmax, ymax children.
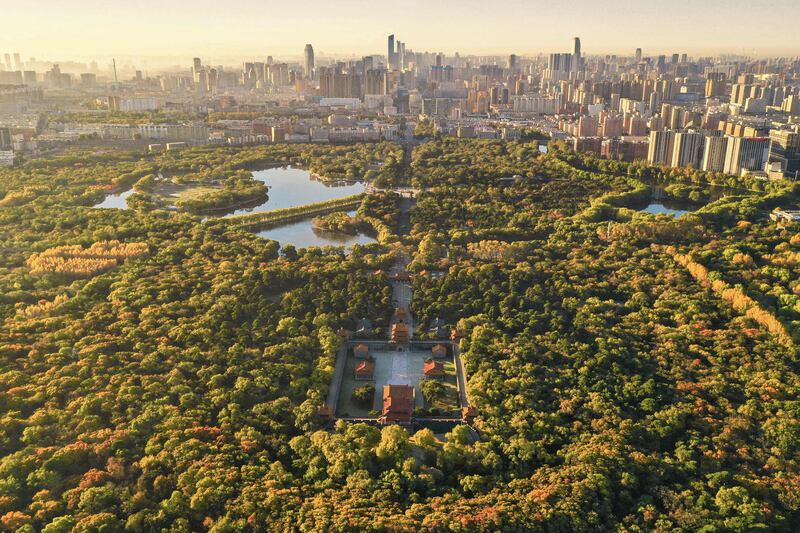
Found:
<box><xmin>192</xmin><ymin>57</ymin><xmax>202</xmax><ymax>73</ymax></box>
<box><xmin>671</xmin><ymin>131</ymin><xmax>705</xmax><ymax>168</ymax></box>
<box><xmin>635</xmin><ymin>48</ymin><xmax>642</xmax><ymax>62</ymax></box>
<box><xmin>768</xmin><ymin>128</ymin><xmax>800</xmax><ymax>177</ymax></box>
<box><xmin>388</xmin><ymin>34</ymin><xmax>396</xmax><ymax>69</ymax></box>
<box><xmin>397</xmin><ymin>41</ymin><xmax>406</xmax><ymax>71</ymax></box>
<box><xmin>648</xmin><ymin>130</ymin><xmax>676</xmax><ymax>165</ymax></box>
<box><xmin>3</xmin><ymin>54</ymin><xmax>11</xmax><ymax>70</ymax></box>
<box><xmin>702</xmin><ymin>135</ymin><xmax>729</xmax><ymax>172</ymax></box>
<box><xmin>435</xmin><ymin>53</ymin><xmax>443</xmax><ymax>67</ymax></box>
<box><xmin>0</xmin><ymin>127</ymin><xmax>10</xmax><ymax>149</ymax></box>
<box><xmin>304</xmin><ymin>44</ymin><xmax>315</xmax><ymax>79</ymax></box>
<box><xmin>681</xmin><ymin>53</ymin><xmax>687</xmax><ymax>63</ymax></box>
<box><xmin>724</xmin><ymin>137</ymin><xmax>769</xmax><ymax>175</ymax></box>
<box><xmin>671</xmin><ymin>53</ymin><xmax>679</xmax><ymax>64</ymax></box>
<box><xmin>508</xmin><ymin>54</ymin><xmax>517</xmax><ymax>70</ymax></box>
<box><xmin>13</xmin><ymin>53</ymin><xmax>21</xmax><ymax>70</ymax></box>
<box><xmin>573</xmin><ymin>37</ymin><xmax>581</xmax><ymax>71</ymax></box>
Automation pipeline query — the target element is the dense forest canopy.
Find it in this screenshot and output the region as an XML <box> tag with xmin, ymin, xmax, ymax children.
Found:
<box><xmin>0</xmin><ymin>139</ymin><xmax>799</xmax><ymax>531</ymax></box>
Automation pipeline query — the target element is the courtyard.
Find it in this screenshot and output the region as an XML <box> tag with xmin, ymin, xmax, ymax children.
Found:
<box><xmin>335</xmin><ymin>343</ymin><xmax>461</xmax><ymax>418</ymax></box>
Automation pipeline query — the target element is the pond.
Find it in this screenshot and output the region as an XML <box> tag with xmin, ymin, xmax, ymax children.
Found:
<box><xmin>93</xmin><ymin>188</ymin><xmax>134</xmax><ymax>209</ymax></box>
<box><xmin>640</xmin><ymin>202</ymin><xmax>692</xmax><ymax>217</ymax></box>
<box><xmin>222</xmin><ymin>166</ymin><xmax>366</xmax><ymax>217</ymax></box>
<box><xmin>255</xmin><ymin>211</ymin><xmax>378</xmax><ymax>249</ymax></box>
<box><xmin>637</xmin><ymin>186</ymin><xmax>712</xmax><ymax>218</ymax></box>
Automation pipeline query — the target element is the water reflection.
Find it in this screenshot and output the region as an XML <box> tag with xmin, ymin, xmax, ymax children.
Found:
<box><xmin>640</xmin><ymin>203</ymin><xmax>691</xmax><ymax>217</ymax></box>
<box><xmin>223</xmin><ymin>166</ymin><xmax>366</xmax><ymax>217</ymax></box>
<box><xmin>255</xmin><ymin>211</ymin><xmax>377</xmax><ymax>249</ymax></box>
<box><xmin>93</xmin><ymin>188</ymin><xmax>133</xmax><ymax>209</ymax></box>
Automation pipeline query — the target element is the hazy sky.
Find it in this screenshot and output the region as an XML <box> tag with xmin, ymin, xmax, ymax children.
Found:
<box><xmin>2</xmin><ymin>0</ymin><xmax>799</xmax><ymax>64</ymax></box>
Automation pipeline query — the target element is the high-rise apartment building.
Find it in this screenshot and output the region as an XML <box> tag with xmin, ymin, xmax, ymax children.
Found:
<box><xmin>724</xmin><ymin>137</ymin><xmax>769</xmax><ymax>175</ymax></box>
<box><xmin>702</xmin><ymin>135</ymin><xmax>729</xmax><ymax>172</ymax></box>
<box><xmin>365</xmin><ymin>68</ymin><xmax>388</xmax><ymax>95</ymax></box>
<box><xmin>671</xmin><ymin>131</ymin><xmax>705</xmax><ymax>168</ymax></box>
<box><xmin>648</xmin><ymin>130</ymin><xmax>676</xmax><ymax>165</ymax></box>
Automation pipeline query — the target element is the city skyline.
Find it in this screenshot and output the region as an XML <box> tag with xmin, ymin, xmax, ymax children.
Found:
<box><xmin>3</xmin><ymin>0</ymin><xmax>800</xmax><ymax>62</ymax></box>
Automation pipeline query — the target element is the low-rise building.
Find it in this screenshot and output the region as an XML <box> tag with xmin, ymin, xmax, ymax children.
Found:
<box><xmin>354</xmin><ymin>359</ymin><xmax>375</xmax><ymax>380</ymax></box>
<box><xmin>423</xmin><ymin>359</ymin><xmax>446</xmax><ymax>379</ymax></box>
<box><xmin>353</xmin><ymin>343</ymin><xmax>369</xmax><ymax>359</ymax></box>
<box><xmin>380</xmin><ymin>384</ymin><xmax>415</xmax><ymax>425</ymax></box>
<box><xmin>0</xmin><ymin>150</ymin><xmax>14</xmax><ymax>167</ymax></box>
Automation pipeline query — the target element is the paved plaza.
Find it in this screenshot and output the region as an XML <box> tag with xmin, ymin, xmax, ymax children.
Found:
<box><xmin>370</xmin><ymin>347</ymin><xmax>428</xmax><ymax>410</ymax></box>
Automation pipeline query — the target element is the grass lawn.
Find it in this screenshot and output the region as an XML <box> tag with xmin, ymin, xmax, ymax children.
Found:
<box><xmin>336</xmin><ymin>353</ymin><xmax>378</xmax><ymax>418</ymax></box>
<box><xmin>153</xmin><ymin>181</ymin><xmax>222</xmax><ymax>202</ymax></box>
<box><xmin>423</xmin><ymin>359</ymin><xmax>460</xmax><ymax>415</ymax></box>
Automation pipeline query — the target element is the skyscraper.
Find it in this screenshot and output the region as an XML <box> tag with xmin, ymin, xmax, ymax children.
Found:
<box><xmin>573</xmin><ymin>37</ymin><xmax>581</xmax><ymax>71</ymax></box>
<box><xmin>397</xmin><ymin>41</ymin><xmax>405</xmax><ymax>71</ymax></box>
<box><xmin>388</xmin><ymin>34</ymin><xmax>396</xmax><ymax>69</ymax></box>
<box><xmin>508</xmin><ymin>54</ymin><xmax>518</xmax><ymax>70</ymax></box>
<box><xmin>304</xmin><ymin>44</ymin><xmax>315</xmax><ymax>80</ymax></box>
<box><xmin>768</xmin><ymin>128</ymin><xmax>800</xmax><ymax>177</ymax></box>
<box><xmin>635</xmin><ymin>48</ymin><xmax>642</xmax><ymax>62</ymax></box>
<box><xmin>13</xmin><ymin>53</ymin><xmax>21</xmax><ymax>70</ymax></box>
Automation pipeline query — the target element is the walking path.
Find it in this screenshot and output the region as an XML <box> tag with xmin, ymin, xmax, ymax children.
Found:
<box><xmin>325</xmin><ymin>343</ymin><xmax>348</xmax><ymax>410</ymax></box>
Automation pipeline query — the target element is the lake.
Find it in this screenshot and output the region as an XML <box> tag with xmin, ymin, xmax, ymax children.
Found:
<box><xmin>255</xmin><ymin>211</ymin><xmax>378</xmax><ymax>249</ymax></box>
<box><xmin>93</xmin><ymin>188</ymin><xmax>133</xmax><ymax>209</ymax></box>
<box><xmin>640</xmin><ymin>202</ymin><xmax>692</xmax><ymax>217</ymax></box>
<box><xmin>222</xmin><ymin>166</ymin><xmax>366</xmax><ymax>217</ymax></box>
